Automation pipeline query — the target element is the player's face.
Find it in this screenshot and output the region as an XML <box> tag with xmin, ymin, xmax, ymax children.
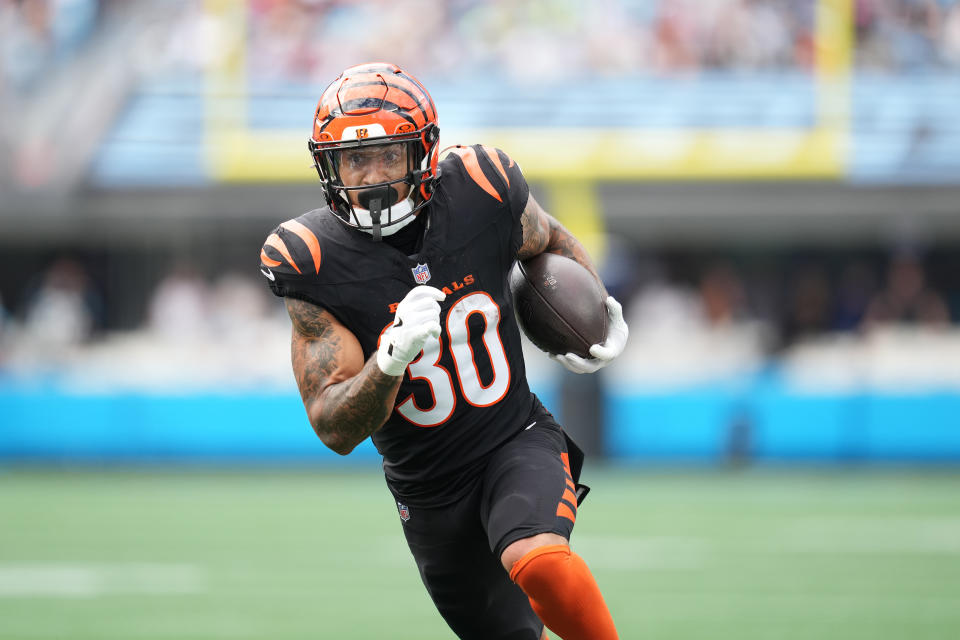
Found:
<box><xmin>337</xmin><ymin>144</ymin><xmax>411</xmax><ymax>206</ymax></box>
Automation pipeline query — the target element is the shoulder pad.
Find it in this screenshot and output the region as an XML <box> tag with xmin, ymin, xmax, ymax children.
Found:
<box><xmin>260</xmin><ymin>218</ymin><xmax>324</xmax><ymax>277</ymax></box>
<box><xmin>442</xmin><ymin>144</ymin><xmax>522</xmax><ymax>203</ymax></box>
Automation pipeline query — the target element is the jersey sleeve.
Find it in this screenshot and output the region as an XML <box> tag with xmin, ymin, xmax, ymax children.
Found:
<box><xmin>258</xmin><ymin>218</ymin><xmax>325</xmax><ymax>303</ymax></box>
<box><xmin>483</xmin><ymin>146</ymin><xmax>529</xmax><ymax>220</ymax></box>
<box><xmin>445</xmin><ymin>145</ymin><xmax>530</xmax><ymax>221</ymax></box>
<box><xmin>480</xmin><ymin>146</ymin><xmax>529</xmax><ymax>259</ymax></box>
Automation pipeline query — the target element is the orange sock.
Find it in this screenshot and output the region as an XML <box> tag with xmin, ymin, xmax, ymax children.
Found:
<box><xmin>509</xmin><ymin>544</ymin><xmax>618</xmax><ymax>640</ymax></box>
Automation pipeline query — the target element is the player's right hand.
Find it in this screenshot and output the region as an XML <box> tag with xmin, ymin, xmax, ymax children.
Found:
<box><xmin>549</xmin><ymin>296</ymin><xmax>629</xmax><ymax>374</ymax></box>
<box><xmin>376</xmin><ymin>286</ymin><xmax>446</xmax><ymax>376</ymax></box>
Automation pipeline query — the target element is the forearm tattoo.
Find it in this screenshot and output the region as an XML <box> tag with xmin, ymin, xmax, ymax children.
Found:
<box><xmin>315</xmin><ymin>359</ymin><xmax>399</xmax><ymax>452</ymax></box>
<box><xmin>517</xmin><ymin>204</ymin><xmax>550</xmax><ymax>261</ymax></box>
<box><xmin>287</xmin><ymin>299</ymin><xmax>341</xmax><ymax>388</ymax></box>
<box><xmin>286</xmin><ymin>298</ymin><xmax>400</xmax><ymax>452</ymax></box>
<box><xmin>544</xmin><ymin>215</ymin><xmax>593</xmax><ymax>264</ymax></box>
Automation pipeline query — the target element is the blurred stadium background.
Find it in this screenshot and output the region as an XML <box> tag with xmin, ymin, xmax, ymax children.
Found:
<box><xmin>2</xmin><ymin>0</ymin><xmax>960</xmax><ymax>638</ymax></box>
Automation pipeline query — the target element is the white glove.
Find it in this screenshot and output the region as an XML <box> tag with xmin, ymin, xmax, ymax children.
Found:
<box><xmin>550</xmin><ymin>296</ymin><xmax>629</xmax><ymax>374</ymax></box>
<box><xmin>377</xmin><ymin>286</ymin><xmax>446</xmax><ymax>376</ymax></box>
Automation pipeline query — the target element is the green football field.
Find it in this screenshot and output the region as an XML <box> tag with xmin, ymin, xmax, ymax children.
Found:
<box><xmin>2</xmin><ymin>467</ymin><xmax>959</xmax><ymax>639</ymax></box>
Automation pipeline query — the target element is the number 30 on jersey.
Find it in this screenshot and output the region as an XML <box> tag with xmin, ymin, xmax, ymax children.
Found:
<box><xmin>389</xmin><ymin>291</ymin><xmax>511</xmax><ymax>427</ymax></box>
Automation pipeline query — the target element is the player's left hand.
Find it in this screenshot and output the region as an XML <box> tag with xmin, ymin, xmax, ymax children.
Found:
<box><xmin>550</xmin><ymin>296</ymin><xmax>628</xmax><ymax>374</ymax></box>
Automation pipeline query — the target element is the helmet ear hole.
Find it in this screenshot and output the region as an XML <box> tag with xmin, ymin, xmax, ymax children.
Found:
<box><xmin>424</xmin><ymin>124</ymin><xmax>439</xmax><ymax>145</ymax></box>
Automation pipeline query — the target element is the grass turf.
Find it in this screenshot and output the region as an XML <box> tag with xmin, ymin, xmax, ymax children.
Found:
<box><xmin>1</xmin><ymin>467</ymin><xmax>959</xmax><ymax>639</ymax></box>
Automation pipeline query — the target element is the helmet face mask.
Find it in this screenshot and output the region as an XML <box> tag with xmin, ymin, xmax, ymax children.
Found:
<box><xmin>309</xmin><ymin>63</ymin><xmax>441</xmax><ymax>238</ymax></box>
<box><xmin>314</xmin><ymin>138</ymin><xmax>424</xmax><ymax>231</ymax></box>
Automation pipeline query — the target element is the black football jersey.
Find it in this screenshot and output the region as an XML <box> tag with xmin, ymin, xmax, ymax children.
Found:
<box><xmin>260</xmin><ymin>145</ymin><xmax>538</xmax><ymax>505</ymax></box>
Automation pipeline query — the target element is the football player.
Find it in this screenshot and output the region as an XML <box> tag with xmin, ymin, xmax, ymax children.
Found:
<box><xmin>260</xmin><ymin>63</ymin><xmax>628</xmax><ymax>640</ymax></box>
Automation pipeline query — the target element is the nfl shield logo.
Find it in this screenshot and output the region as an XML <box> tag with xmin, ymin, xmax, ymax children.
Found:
<box><xmin>397</xmin><ymin>502</ymin><xmax>411</xmax><ymax>522</ymax></box>
<box><xmin>411</xmin><ymin>263</ymin><xmax>431</xmax><ymax>284</ymax></box>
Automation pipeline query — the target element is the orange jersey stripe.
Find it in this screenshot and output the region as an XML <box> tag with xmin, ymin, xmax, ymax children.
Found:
<box><xmin>481</xmin><ymin>146</ymin><xmax>510</xmax><ymax>188</ymax></box>
<box><xmin>264</xmin><ymin>233</ymin><xmax>301</xmax><ymax>274</ymax></box>
<box><xmin>260</xmin><ymin>249</ymin><xmax>282</xmax><ymax>268</ymax></box>
<box><xmin>449</xmin><ymin>146</ymin><xmax>502</xmax><ymax>203</ymax></box>
<box><xmin>281</xmin><ymin>220</ymin><xmax>322</xmax><ymax>273</ymax></box>
<box><xmin>556</xmin><ymin>448</ymin><xmax>578</xmax><ymax>523</ymax></box>
<box><xmin>556</xmin><ymin>502</ymin><xmax>577</xmax><ymax>523</ymax></box>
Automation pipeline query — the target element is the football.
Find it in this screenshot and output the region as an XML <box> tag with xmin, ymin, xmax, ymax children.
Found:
<box><xmin>508</xmin><ymin>253</ymin><xmax>608</xmax><ymax>358</ymax></box>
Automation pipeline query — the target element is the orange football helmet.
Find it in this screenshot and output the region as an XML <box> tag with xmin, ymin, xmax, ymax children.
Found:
<box><xmin>308</xmin><ymin>63</ymin><xmax>441</xmax><ymax>239</ymax></box>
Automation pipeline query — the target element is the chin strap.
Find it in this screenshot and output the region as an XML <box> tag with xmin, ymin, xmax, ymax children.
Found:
<box><xmin>369</xmin><ymin>197</ymin><xmax>382</xmax><ymax>242</ymax></box>
<box><xmin>348</xmin><ymin>195</ymin><xmax>419</xmax><ymax>239</ymax></box>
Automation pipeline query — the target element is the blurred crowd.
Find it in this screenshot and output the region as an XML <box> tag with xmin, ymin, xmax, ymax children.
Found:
<box><xmin>0</xmin><ymin>0</ymin><xmax>102</xmax><ymax>93</ymax></box>
<box><xmin>0</xmin><ymin>258</ymin><xmax>293</xmax><ymax>390</ymax></box>
<box><xmin>232</xmin><ymin>0</ymin><xmax>818</xmax><ymax>83</ymax></box>
<box><xmin>608</xmin><ymin>246</ymin><xmax>960</xmax><ymax>387</ymax></box>
<box><xmin>232</xmin><ymin>0</ymin><xmax>960</xmax><ymax>83</ymax></box>
<box><xmin>0</xmin><ymin>248</ymin><xmax>957</xmax><ymax>389</ymax></box>
<box><xmin>7</xmin><ymin>0</ymin><xmax>960</xmax><ymax>94</ymax></box>
<box><xmin>858</xmin><ymin>0</ymin><xmax>960</xmax><ymax>69</ymax></box>
<box><xmin>624</xmin><ymin>250</ymin><xmax>953</xmax><ymax>345</ymax></box>
<box><xmin>6</xmin><ymin>0</ymin><xmax>958</xmax><ymax>97</ymax></box>
<box><xmin>3</xmin><ymin>0</ymin><xmax>960</xmax><ymax>389</ymax></box>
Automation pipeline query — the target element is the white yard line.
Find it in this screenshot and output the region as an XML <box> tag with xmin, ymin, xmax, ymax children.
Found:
<box><xmin>572</xmin><ymin>535</ymin><xmax>707</xmax><ymax>570</ymax></box>
<box><xmin>0</xmin><ymin>564</ymin><xmax>206</xmax><ymax>597</ymax></box>
<box><xmin>774</xmin><ymin>516</ymin><xmax>960</xmax><ymax>554</ymax></box>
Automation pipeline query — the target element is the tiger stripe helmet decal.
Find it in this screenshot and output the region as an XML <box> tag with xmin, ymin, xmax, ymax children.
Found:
<box><xmin>315</xmin><ymin>68</ymin><xmax>437</xmax><ymax>135</ymax></box>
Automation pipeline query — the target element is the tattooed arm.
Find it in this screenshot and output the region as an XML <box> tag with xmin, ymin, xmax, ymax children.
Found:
<box><xmin>516</xmin><ymin>194</ymin><xmax>607</xmax><ymax>295</ymax></box>
<box><xmin>286</xmin><ymin>297</ymin><xmax>402</xmax><ymax>455</ymax></box>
